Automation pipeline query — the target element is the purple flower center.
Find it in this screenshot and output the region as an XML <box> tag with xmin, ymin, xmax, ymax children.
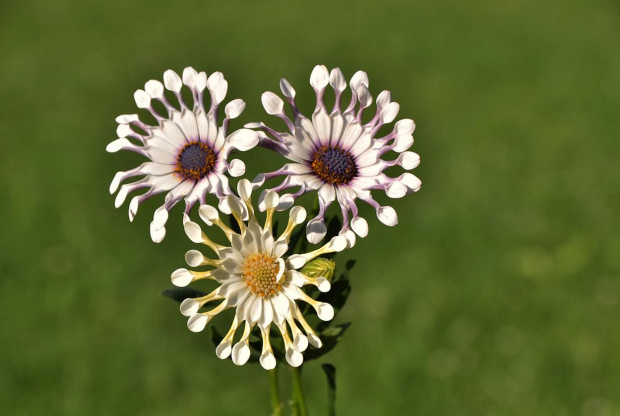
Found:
<box><xmin>176</xmin><ymin>142</ymin><xmax>216</xmax><ymax>181</ymax></box>
<box><xmin>311</xmin><ymin>145</ymin><xmax>357</xmax><ymax>185</ymax></box>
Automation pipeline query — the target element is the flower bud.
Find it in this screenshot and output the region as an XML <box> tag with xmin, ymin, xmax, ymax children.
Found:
<box><xmin>301</xmin><ymin>258</ymin><xmax>336</xmax><ymax>282</ymax></box>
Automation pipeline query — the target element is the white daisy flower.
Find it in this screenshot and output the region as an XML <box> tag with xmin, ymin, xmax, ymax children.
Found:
<box><xmin>107</xmin><ymin>67</ymin><xmax>259</xmax><ymax>243</ymax></box>
<box><xmin>249</xmin><ymin>65</ymin><xmax>421</xmax><ymax>247</ymax></box>
<box><xmin>172</xmin><ymin>179</ymin><xmax>347</xmax><ymax>370</ymax></box>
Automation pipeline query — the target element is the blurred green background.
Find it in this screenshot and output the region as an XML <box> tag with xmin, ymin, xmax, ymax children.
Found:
<box><xmin>2</xmin><ymin>0</ymin><xmax>619</xmax><ymax>414</ymax></box>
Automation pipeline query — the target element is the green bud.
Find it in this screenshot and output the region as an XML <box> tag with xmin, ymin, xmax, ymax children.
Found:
<box><xmin>300</xmin><ymin>258</ymin><xmax>336</xmax><ymax>282</ymax></box>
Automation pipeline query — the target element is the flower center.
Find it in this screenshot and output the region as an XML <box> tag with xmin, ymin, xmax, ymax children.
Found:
<box><xmin>176</xmin><ymin>142</ymin><xmax>216</xmax><ymax>181</ymax></box>
<box><xmin>242</xmin><ymin>253</ymin><xmax>282</xmax><ymax>298</ymax></box>
<box><xmin>311</xmin><ymin>145</ymin><xmax>357</xmax><ymax>185</ymax></box>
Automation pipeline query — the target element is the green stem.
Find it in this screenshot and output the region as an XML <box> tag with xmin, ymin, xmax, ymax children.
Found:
<box><xmin>291</xmin><ymin>366</ymin><xmax>309</xmax><ymax>416</ymax></box>
<box><xmin>268</xmin><ymin>368</ymin><xmax>283</xmax><ymax>416</ymax></box>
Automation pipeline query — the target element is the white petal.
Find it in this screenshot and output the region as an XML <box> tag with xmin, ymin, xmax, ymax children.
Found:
<box><xmin>289</xmin><ymin>206</ymin><xmax>307</xmax><ymax>224</ymax></box>
<box><xmin>280</xmin><ymin>78</ymin><xmax>296</xmax><ymax>98</ymax></box>
<box><xmin>150</xmin><ymin>221</ymin><xmax>166</xmax><ymax>243</ymax></box>
<box><xmin>228</xmin><ymin>159</ymin><xmax>245</xmax><ymax>177</ymax></box>
<box><xmin>180</xmin><ymin>298</ymin><xmax>201</xmax><ymax>317</ymax></box>
<box><xmin>185</xmin><ymin>250</ymin><xmax>204</xmax><ymax>267</ymax></box>
<box><xmin>216</xmin><ymin>340</ymin><xmax>232</xmax><ymax>359</ymax></box>
<box><xmin>187</xmin><ymin>314</ymin><xmax>208</xmax><ymax>332</ymax></box>
<box><xmin>115</xmin><ymin>114</ymin><xmax>139</xmax><ymax>124</ymax></box>
<box><xmin>145</xmin><ymin>80</ymin><xmax>164</xmax><ymax>99</ymax></box>
<box><xmin>277</xmin><ymin>194</ymin><xmax>295</xmax><ymax>211</ymax></box>
<box><xmin>306</xmin><ymin>219</ymin><xmax>326</xmax><ymax>244</ymax></box>
<box><xmin>225</xmin><ymin>99</ymin><xmax>246</xmax><ymax>119</ymax></box>
<box><xmin>134</xmin><ymin>89</ymin><xmax>150</xmax><ymax>109</ymax></box>
<box><xmin>249</xmin><ymin>295</ymin><xmax>262</xmax><ymax>324</ymax></box>
<box><xmin>308</xmin><ymin>333</ymin><xmax>322</xmax><ymax>348</ymax></box>
<box><xmin>227</xmin><ymin>129</ymin><xmax>259</xmax><ymax>151</ymax></box>
<box><xmin>313</xmin><ymin>109</ymin><xmax>331</xmax><ymax>142</ymax></box>
<box><xmin>329</xmin><ymin>68</ymin><xmax>346</xmax><ymax>91</ymax></box>
<box><xmin>198</xmin><ymin>204</ymin><xmax>218</xmax><ymax>225</ymax></box>
<box><xmin>310</xmin><ymin>65</ymin><xmax>329</xmax><ymax>90</ymax></box>
<box><xmin>316</xmin><ymin>302</ymin><xmax>334</xmax><ymax>321</ymax></box>
<box><xmin>315</xmin><ymin>277</ymin><xmax>331</xmax><ymax>292</ymax></box>
<box><xmin>293</xmin><ymin>333</ymin><xmax>308</xmax><ymax>352</ymax></box>
<box><xmin>260</xmin><ymin>351</ymin><xmax>276</xmax><ymax>370</ymax></box>
<box><xmin>386</xmin><ymin>182</ymin><xmax>407</xmax><ymax>198</ymax></box>
<box><xmin>400</xmin><ymin>173</ymin><xmax>422</xmax><ymax>192</ymax></box>
<box><xmin>106</xmin><ymin>138</ymin><xmax>135</xmax><ymax>153</ymax></box>
<box><xmin>376</xmin><ymin>90</ymin><xmax>391</xmax><ymax>108</ymax></box>
<box><xmin>351</xmin><ymin>216</ymin><xmax>369</xmax><ymax>237</ymax></box>
<box><xmin>350</xmin><ymin>71</ymin><xmax>369</xmax><ymax>89</ymax></box>
<box><xmin>171</xmin><ymin>268</ymin><xmax>194</xmax><ymax>287</ymax></box>
<box><xmin>341</xmin><ymin>229</ymin><xmax>356</xmax><ymax>248</ymax></box>
<box><xmin>377</xmin><ymin>206</ymin><xmax>398</xmax><ymax>226</ymax></box>
<box><xmin>259</xmin><ymin>299</ymin><xmax>274</xmax><ymax>329</ymax></box>
<box><xmin>237</xmin><ymin>178</ymin><xmax>252</xmax><ymax>201</ymax></box>
<box><xmin>356</xmin><ymin>84</ymin><xmax>372</xmax><ymax>108</ymax></box>
<box><xmin>178</xmin><ymin>109</ymin><xmax>199</xmax><ymax>141</ymax></box>
<box><xmin>232</xmin><ymin>342</ymin><xmax>251</xmax><ymax>365</ymax></box>
<box><xmin>319</xmin><ymin>184</ymin><xmax>335</xmax><ymax>204</ymax></box>
<box><xmin>380</xmin><ymin>102</ymin><xmax>400</xmax><ymax>124</ymax></box>
<box><xmin>259</xmin><ymin>190</ymin><xmax>280</xmax><ymax>211</ymax></box>
<box><xmin>393</xmin><ymin>135</ymin><xmax>414</xmax><ymax>153</ymax></box>
<box><xmin>182</xmin><ymin>67</ymin><xmax>198</xmax><ymax>88</ymax></box>
<box><xmin>195</xmin><ymin>72</ymin><xmax>208</xmax><ymax>92</ymax></box>
<box><xmin>399</xmin><ymin>152</ymin><xmax>421</xmax><ymax>170</ymax></box>
<box><xmin>184</xmin><ymin>221</ymin><xmax>204</xmax><ymax>243</ymax></box>
<box><xmin>116</xmin><ymin>124</ymin><xmax>134</xmax><ymax>139</ymax></box>
<box><xmin>339</xmin><ymin>122</ymin><xmax>363</xmax><ymax>150</ymax></box>
<box><xmin>328</xmin><ymin>235</ymin><xmax>347</xmax><ymax>252</ymax></box>
<box><xmin>287</xmin><ymin>255</ymin><xmax>307</xmax><ymax>270</ymax></box>
<box><xmin>349</xmin><ymin>132</ymin><xmax>372</xmax><ymax>157</ymax></box>
<box><xmin>261</xmin><ymin>91</ymin><xmax>284</xmax><ymax>115</ymax></box>
<box><xmin>141</xmin><ymin>162</ymin><xmax>175</xmax><ymax>175</ymax></box>
<box><xmin>207</xmin><ymin>72</ymin><xmax>228</xmax><ymax>104</ymax></box>
<box><xmin>395</xmin><ymin>118</ymin><xmax>415</xmax><ymax>135</ymax></box>
<box><xmin>355</xmin><ymin>149</ymin><xmax>379</xmax><ymax>168</ymax></box>
<box><xmin>286</xmin><ymin>348</ymin><xmax>303</xmax><ymax>367</ymax></box>
<box><xmin>163</xmin><ymin>69</ymin><xmax>182</xmax><ymax>92</ymax></box>
<box><xmin>157</xmin><ymin>119</ymin><xmax>188</xmax><ymax>148</ymax></box>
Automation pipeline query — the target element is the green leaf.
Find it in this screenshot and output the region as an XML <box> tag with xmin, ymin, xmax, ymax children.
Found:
<box><xmin>227</xmin><ymin>213</ymin><xmax>241</xmax><ymax>234</ymax></box>
<box><xmin>316</xmin><ymin>279</ymin><xmax>351</xmax><ymax>329</ymax></box>
<box><xmin>210</xmin><ymin>325</ymin><xmax>223</xmax><ymax>347</ymax></box>
<box><xmin>345</xmin><ymin>259</ymin><xmax>356</xmax><ymax>271</ymax></box>
<box><xmin>161</xmin><ymin>288</ymin><xmax>207</xmax><ymax>303</ymax></box>
<box><xmin>321</xmin><ymin>364</ymin><xmax>337</xmax><ymax>416</ymax></box>
<box><xmin>304</xmin><ymin>323</ymin><xmax>351</xmax><ymax>361</ymax></box>
<box><xmin>272</xmin><ymin>219</ymin><xmax>279</xmax><ymax>239</ymax></box>
<box><xmin>324</xmin><ymin>215</ymin><xmax>343</xmax><ymax>243</ymax></box>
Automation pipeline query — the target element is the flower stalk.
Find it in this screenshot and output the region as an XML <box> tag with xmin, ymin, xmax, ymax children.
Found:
<box><xmin>268</xmin><ymin>368</ymin><xmax>283</xmax><ymax>416</ymax></box>
<box><xmin>291</xmin><ymin>366</ymin><xmax>308</xmax><ymax>416</ymax></box>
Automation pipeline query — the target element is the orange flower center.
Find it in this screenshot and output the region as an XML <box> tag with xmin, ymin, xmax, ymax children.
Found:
<box><xmin>242</xmin><ymin>253</ymin><xmax>282</xmax><ymax>298</ymax></box>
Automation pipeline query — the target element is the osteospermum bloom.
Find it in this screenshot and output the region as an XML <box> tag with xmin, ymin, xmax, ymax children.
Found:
<box><xmin>107</xmin><ymin>67</ymin><xmax>259</xmax><ymax>242</ymax></box>
<box><xmin>172</xmin><ymin>179</ymin><xmax>347</xmax><ymax>369</ymax></box>
<box><xmin>249</xmin><ymin>65</ymin><xmax>421</xmax><ymax>246</ymax></box>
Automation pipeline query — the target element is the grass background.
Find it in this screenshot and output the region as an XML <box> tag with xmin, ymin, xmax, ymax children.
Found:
<box><xmin>2</xmin><ymin>0</ymin><xmax>620</xmax><ymax>414</ymax></box>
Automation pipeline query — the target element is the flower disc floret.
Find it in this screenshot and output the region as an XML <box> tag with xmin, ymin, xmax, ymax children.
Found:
<box><xmin>242</xmin><ymin>253</ymin><xmax>282</xmax><ymax>298</ymax></box>
<box><xmin>311</xmin><ymin>146</ymin><xmax>357</xmax><ymax>185</ymax></box>
<box><xmin>176</xmin><ymin>142</ymin><xmax>216</xmax><ymax>181</ymax></box>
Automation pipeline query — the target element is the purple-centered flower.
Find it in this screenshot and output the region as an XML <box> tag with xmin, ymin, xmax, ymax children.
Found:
<box><xmin>107</xmin><ymin>67</ymin><xmax>259</xmax><ymax>243</ymax></box>
<box><xmin>248</xmin><ymin>65</ymin><xmax>421</xmax><ymax>247</ymax></box>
